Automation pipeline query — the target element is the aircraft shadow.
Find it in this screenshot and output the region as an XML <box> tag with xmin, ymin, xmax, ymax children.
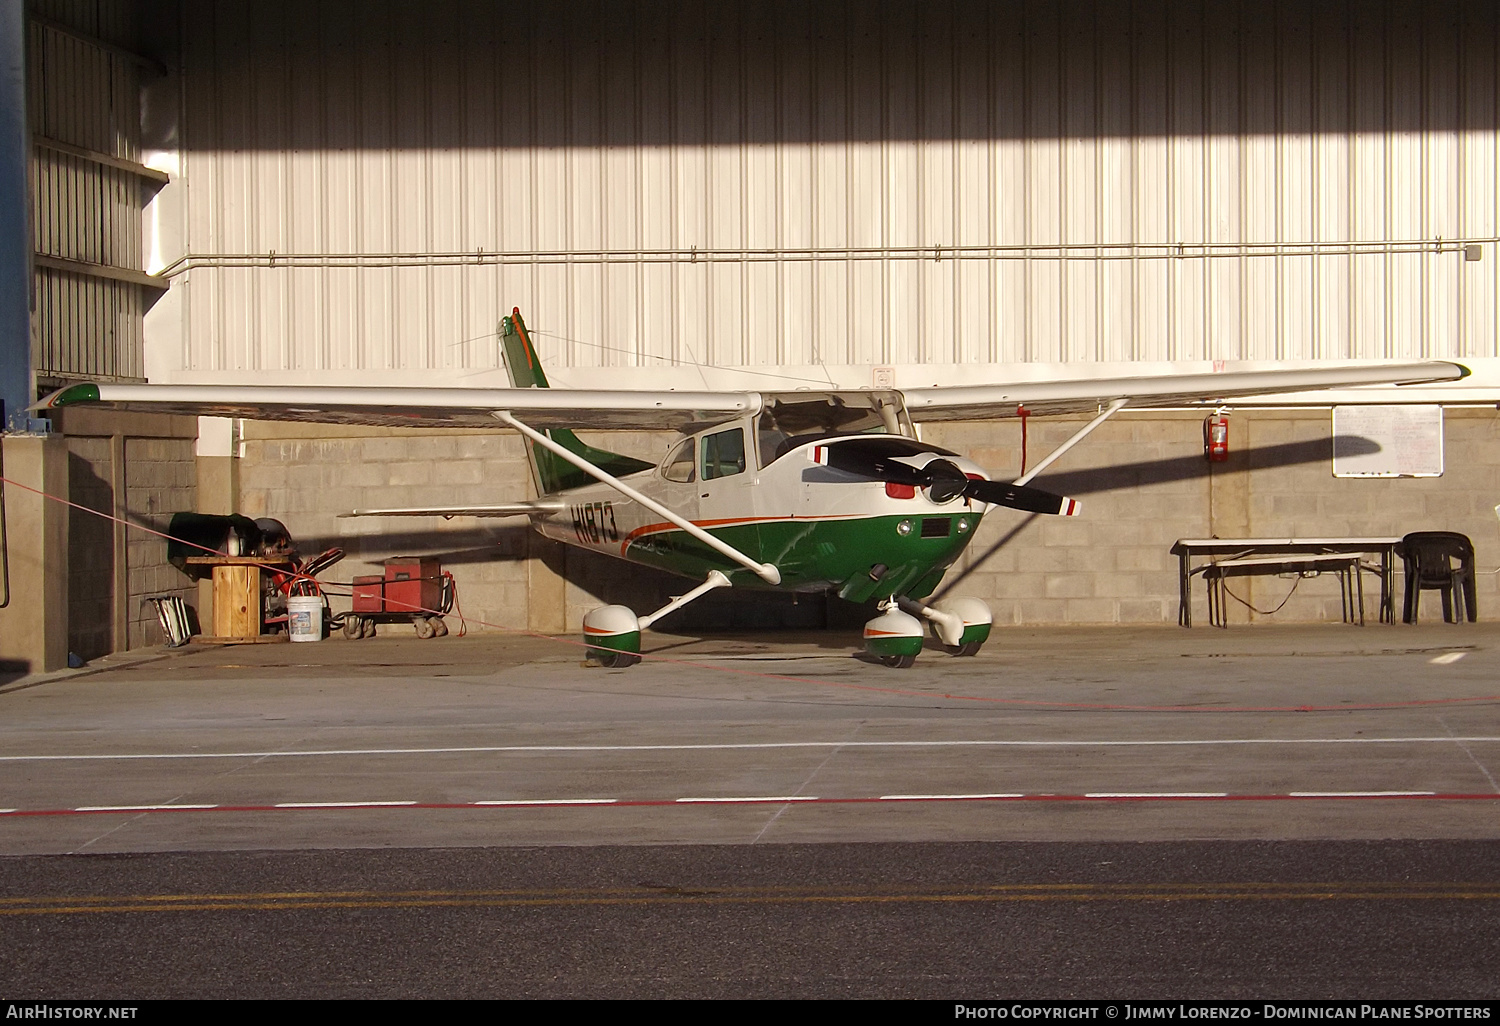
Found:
<box><xmin>1027</xmin><ymin>436</ymin><xmax>1374</xmax><ymax>497</ymax></box>
<box><xmin>936</xmin><ymin>435</ymin><xmax>1376</xmax><ymax>598</ymax></box>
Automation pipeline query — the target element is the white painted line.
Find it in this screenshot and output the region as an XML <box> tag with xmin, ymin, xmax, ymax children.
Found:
<box><xmin>1430</xmin><ymin>652</ymin><xmax>1468</xmax><ymax>664</ymax></box>
<box><xmin>1288</xmin><ymin>791</ymin><xmax>1437</xmax><ymax>797</ymax></box>
<box><xmin>675</xmin><ymin>796</ymin><xmax>819</xmax><ymax>803</ymax></box>
<box><xmin>471</xmin><ymin>799</ymin><xmax>617</xmax><ymax>806</ymax></box>
<box><xmin>272</xmin><ymin>801</ymin><xmax>419</xmax><ymax>808</ymax></box>
<box><xmin>74</xmin><ymin>804</ymin><xmax>219</xmax><ymax>812</ymax></box>
<box><xmin>880</xmin><ymin>793</ymin><xmax>1025</xmax><ymax>801</ymax></box>
<box><xmin>1084</xmin><ymin>792</ymin><xmax>1229</xmax><ymax>798</ymax></box>
<box><xmin>8</xmin><ymin>736</ymin><xmax>1500</xmax><ymax>762</ymax></box>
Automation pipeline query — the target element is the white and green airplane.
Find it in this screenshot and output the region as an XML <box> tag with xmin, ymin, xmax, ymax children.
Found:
<box><xmin>39</xmin><ymin>310</ymin><xmax>1467</xmax><ymax>667</ymax></box>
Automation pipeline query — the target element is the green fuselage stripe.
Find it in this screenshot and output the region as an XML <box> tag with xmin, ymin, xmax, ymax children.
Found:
<box><xmin>622</xmin><ymin>514</ymin><xmax>978</xmax><ymax>602</ymax></box>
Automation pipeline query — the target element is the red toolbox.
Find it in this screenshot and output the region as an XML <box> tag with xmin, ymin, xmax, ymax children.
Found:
<box><xmin>352</xmin><ymin>558</ymin><xmax>443</xmax><ymax>614</ymax></box>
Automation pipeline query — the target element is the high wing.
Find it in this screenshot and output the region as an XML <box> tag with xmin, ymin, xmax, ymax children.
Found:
<box><xmin>340</xmin><ymin>501</ymin><xmax>566</xmax><ymax>519</ymax></box>
<box><xmin>38</xmin><ymin>382</ymin><xmax>761</xmax><ymax>432</ymax></box>
<box><xmin>37</xmin><ymin>360</ymin><xmax>1468</xmax><ymax>429</ymax></box>
<box><xmin>899</xmin><ymin>361</ymin><xmax>1470</xmax><ymax>422</ymax></box>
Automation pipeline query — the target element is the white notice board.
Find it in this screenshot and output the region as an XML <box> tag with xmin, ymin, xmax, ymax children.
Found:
<box><xmin>1332</xmin><ymin>405</ymin><xmax>1444</xmax><ymax>478</ymax></box>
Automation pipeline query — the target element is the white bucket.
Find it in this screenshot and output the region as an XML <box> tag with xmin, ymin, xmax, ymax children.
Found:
<box><xmin>287</xmin><ymin>595</ymin><xmax>324</xmax><ymax>642</ymax></box>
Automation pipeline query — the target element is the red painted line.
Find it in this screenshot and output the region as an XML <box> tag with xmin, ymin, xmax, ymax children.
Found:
<box><xmin>2</xmin><ymin>793</ymin><xmax>1500</xmax><ymax>819</ymax></box>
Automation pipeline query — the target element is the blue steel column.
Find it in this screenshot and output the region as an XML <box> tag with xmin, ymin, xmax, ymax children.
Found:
<box><xmin>0</xmin><ymin>0</ymin><xmax>30</xmax><ymax>432</ymax></box>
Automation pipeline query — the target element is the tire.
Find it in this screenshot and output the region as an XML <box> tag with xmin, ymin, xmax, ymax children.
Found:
<box><xmin>360</xmin><ymin>618</ymin><xmax>377</xmax><ymax>639</ymax></box>
<box><xmin>949</xmin><ymin>641</ymin><xmax>983</xmax><ymax>657</ymax></box>
<box><xmin>595</xmin><ymin>650</ymin><xmax>640</xmax><ymax>668</ymax></box>
<box><xmin>414</xmin><ymin>617</ymin><xmax>436</xmax><ymax>639</ymax></box>
<box><xmin>880</xmin><ymin>653</ymin><xmax>917</xmax><ymax>669</ymax></box>
<box><xmin>342</xmin><ymin>617</ymin><xmax>362</xmax><ymax>640</ymax></box>
<box><xmin>429</xmin><ymin>617</ymin><xmax>448</xmax><ymax>637</ymax></box>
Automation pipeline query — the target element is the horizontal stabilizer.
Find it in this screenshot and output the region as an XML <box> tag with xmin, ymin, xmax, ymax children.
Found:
<box><xmin>341</xmin><ymin>501</ymin><xmax>565</xmax><ymax>519</ymax></box>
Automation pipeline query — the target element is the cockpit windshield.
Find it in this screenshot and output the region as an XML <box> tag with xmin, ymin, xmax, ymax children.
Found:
<box><xmin>755</xmin><ymin>391</ymin><xmax>911</xmax><ymax>468</ymax></box>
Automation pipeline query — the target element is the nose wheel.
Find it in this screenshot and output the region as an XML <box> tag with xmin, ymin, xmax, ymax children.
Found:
<box><xmin>864</xmin><ymin>605</ymin><xmax>924</xmax><ymax>668</ymax></box>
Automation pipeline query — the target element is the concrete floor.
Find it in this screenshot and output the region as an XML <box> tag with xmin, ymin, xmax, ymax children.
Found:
<box><xmin>2</xmin><ymin>621</ymin><xmax>1496</xmax><ymax>854</ymax></box>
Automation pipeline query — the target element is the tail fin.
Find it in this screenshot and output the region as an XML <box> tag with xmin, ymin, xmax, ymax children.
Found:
<box><xmin>500</xmin><ymin>309</ymin><xmax>552</xmax><ymax>390</ymax></box>
<box><xmin>499</xmin><ymin>309</ymin><xmax>653</xmax><ymax>495</ymax></box>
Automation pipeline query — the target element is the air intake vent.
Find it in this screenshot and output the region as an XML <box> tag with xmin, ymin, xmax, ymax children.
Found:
<box><xmin>920</xmin><ymin>517</ymin><xmax>951</xmax><ymax>538</ymax></box>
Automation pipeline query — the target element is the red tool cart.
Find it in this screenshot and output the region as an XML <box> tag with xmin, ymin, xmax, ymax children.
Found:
<box><xmin>341</xmin><ymin>557</ymin><xmax>454</xmax><ymax>639</ymax></box>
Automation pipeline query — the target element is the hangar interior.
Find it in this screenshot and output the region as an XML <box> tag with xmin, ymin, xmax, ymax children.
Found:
<box><xmin>2</xmin><ymin>0</ymin><xmax>1499</xmax><ymax>670</ymax></box>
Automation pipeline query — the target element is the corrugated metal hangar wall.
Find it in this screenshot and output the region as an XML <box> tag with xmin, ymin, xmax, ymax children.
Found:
<box><xmin>17</xmin><ymin>0</ymin><xmax>194</xmax><ymax>664</ymax></box>
<box><xmin>142</xmin><ymin>0</ymin><xmax>1499</xmax><ymax>387</ymax></box>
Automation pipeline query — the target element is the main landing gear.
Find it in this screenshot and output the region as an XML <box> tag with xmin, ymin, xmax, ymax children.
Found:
<box><xmin>582</xmin><ymin>570</ymin><xmax>733</xmax><ymax>667</ymax></box>
<box><xmin>862</xmin><ymin>596</ymin><xmax>993</xmax><ymax>668</ymax></box>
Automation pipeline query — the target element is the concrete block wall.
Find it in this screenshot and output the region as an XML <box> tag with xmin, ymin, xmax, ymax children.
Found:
<box><xmin>48</xmin><ymin>409</ymin><xmax>201</xmax><ymax>656</ymax></box>
<box><xmin>927</xmin><ymin>415</ymin><xmax>1211</xmax><ymax>626</ymax></box>
<box><xmin>123</xmin><ymin>436</ymin><xmax>197</xmax><ymax>647</ymax></box>
<box><xmin>65</xmin><ymin>435</ymin><xmax>115</xmax><ymax>660</ymax></box>
<box><xmin>232</xmin><ymin>409</ymin><xmax>1500</xmax><ymax>634</ymax></box>
<box><xmin>239</xmin><ymin>423</ymin><xmax>547</xmax><ymax>635</ymax></box>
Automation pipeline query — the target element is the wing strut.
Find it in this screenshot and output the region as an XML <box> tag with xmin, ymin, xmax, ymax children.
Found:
<box><xmin>492</xmin><ymin>411</ymin><xmax>782</xmax><ymax>585</ymax></box>
<box><xmin>638</xmin><ymin>570</ymin><xmax>732</xmax><ymax>629</ymax></box>
<box><xmin>1013</xmin><ymin>398</ymin><xmax>1129</xmax><ymax>486</ymax></box>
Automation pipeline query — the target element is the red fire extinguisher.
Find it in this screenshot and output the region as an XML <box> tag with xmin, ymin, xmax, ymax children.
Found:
<box><xmin>1204</xmin><ymin>412</ymin><xmax>1229</xmax><ymax>462</ymax></box>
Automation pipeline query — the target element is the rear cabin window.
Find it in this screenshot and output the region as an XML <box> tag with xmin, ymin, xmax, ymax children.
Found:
<box><xmin>701</xmin><ymin>428</ymin><xmax>747</xmax><ymax>480</ymax></box>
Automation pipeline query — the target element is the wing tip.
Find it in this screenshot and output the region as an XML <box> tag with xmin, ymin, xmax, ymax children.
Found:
<box><xmin>35</xmin><ymin>383</ymin><xmax>100</xmax><ymax>410</ymax></box>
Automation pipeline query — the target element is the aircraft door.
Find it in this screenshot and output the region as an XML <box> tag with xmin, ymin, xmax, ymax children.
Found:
<box><xmin>697</xmin><ymin>425</ymin><xmax>755</xmax><ymax>526</ymax></box>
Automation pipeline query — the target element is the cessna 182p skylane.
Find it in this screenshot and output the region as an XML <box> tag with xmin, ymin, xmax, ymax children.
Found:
<box><xmin>40</xmin><ymin>310</ymin><xmax>1467</xmax><ymax>667</ymax></box>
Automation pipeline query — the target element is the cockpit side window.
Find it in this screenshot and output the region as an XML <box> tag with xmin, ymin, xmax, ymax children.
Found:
<box><xmin>662</xmin><ymin>438</ymin><xmax>695</xmax><ymax>483</ymax></box>
<box><xmin>701</xmin><ymin>427</ymin><xmax>746</xmax><ymax>480</ymax></box>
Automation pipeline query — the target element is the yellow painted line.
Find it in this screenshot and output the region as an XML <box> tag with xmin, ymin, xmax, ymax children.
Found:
<box><xmin>1</xmin><ymin>882</ymin><xmax>1499</xmax><ymax>916</ymax></box>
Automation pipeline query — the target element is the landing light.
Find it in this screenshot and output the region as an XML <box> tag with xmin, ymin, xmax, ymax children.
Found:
<box><xmin>896</xmin><ymin>519</ymin><xmax>914</xmax><ymax>537</ymax></box>
<box><xmin>957</xmin><ymin>517</ymin><xmax>971</xmax><ymax>533</ymax></box>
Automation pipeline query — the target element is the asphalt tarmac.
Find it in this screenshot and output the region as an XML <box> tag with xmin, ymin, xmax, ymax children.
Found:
<box><xmin>1</xmin><ymin>623</ymin><xmax>1498</xmax><ymax>997</ymax></box>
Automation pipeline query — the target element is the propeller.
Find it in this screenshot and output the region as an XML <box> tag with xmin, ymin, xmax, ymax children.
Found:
<box><xmin>813</xmin><ymin>439</ymin><xmax>1080</xmax><ymax>517</ymax></box>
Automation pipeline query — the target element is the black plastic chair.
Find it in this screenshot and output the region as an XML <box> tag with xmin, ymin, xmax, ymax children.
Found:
<box><xmin>1399</xmin><ymin>531</ymin><xmax>1477</xmax><ymax>624</ymax></box>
